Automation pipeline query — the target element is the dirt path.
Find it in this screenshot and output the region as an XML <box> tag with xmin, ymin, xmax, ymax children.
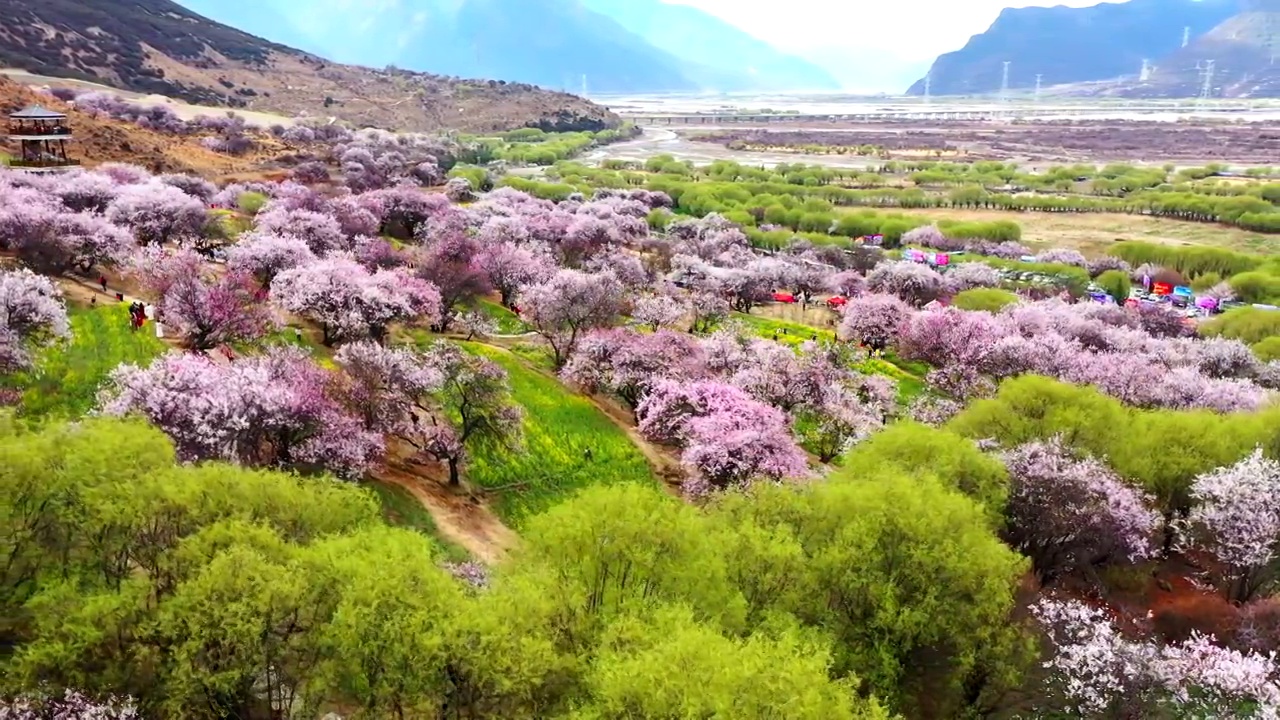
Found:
<box><xmin>371</xmin><ymin>450</ymin><xmax>519</xmax><ymax>565</ymax></box>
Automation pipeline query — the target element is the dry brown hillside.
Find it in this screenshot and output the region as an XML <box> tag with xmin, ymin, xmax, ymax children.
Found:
<box><xmin>0</xmin><ymin>0</ymin><xmax>619</xmax><ymax>134</ymax></box>
<box><xmin>0</xmin><ymin>76</ymin><xmax>284</xmax><ymax>175</ymax></box>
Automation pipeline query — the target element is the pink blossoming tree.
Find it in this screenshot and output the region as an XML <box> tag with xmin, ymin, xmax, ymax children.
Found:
<box><xmin>1177</xmin><ymin>450</ymin><xmax>1280</xmax><ymax>603</ymax></box>
<box><xmin>0</xmin><ymin>268</ymin><xmax>70</xmax><ymax>375</ymax></box>
<box><xmin>99</xmin><ymin>347</ymin><xmax>382</xmax><ymax>478</ymax></box>
<box><xmin>1002</xmin><ymin>439</ymin><xmax>1162</xmax><ymax>584</ymax></box>
<box><xmin>637</xmin><ymin>379</ymin><xmax>808</xmax><ymax>492</ymax></box>
<box><xmin>518</xmin><ymin>269</ymin><xmax>625</xmax><ymax>368</ymax></box>
<box><xmin>271</xmin><ymin>255</ymin><xmax>442</xmax><ymax>345</ymax></box>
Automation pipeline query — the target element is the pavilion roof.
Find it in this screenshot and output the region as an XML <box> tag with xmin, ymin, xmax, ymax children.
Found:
<box><xmin>9</xmin><ymin>105</ymin><xmax>66</xmax><ymax>120</ymax></box>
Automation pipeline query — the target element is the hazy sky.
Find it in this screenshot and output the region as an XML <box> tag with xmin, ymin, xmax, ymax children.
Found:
<box><xmin>662</xmin><ymin>0</ymin><xmax>1107</xmax><ymax>61</ymax></box>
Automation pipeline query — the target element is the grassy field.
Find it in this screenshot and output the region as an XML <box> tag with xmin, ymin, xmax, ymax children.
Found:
<box><xmin>473</xmin><ymin>298</ymin><xmax>531</xmax><ymax>334</ymax></box>
<box><xmin>5</xmin><ymin>303</ymin><xmax>167</xmax><ymax>419</ymax></box>
<box><xmin>460</xmin><ymin>341</ymin><xmax>656</xmax><ymax>527</ymax></box>
<box><xmin>903</xmin><ymin>208</ymin><xmax>1280</xmax><ymax>256</ymax></box>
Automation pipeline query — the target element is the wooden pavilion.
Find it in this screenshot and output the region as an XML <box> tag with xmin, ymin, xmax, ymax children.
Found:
<box><xmin>6</xmin><ymin>104</ymin><xmax>80</xmax><ymax>172</ymax></box>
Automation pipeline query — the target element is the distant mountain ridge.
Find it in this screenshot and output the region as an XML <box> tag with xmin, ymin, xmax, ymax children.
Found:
<box><xmin>908</xmin><ymin>0</ymin><xmax>1238</xmax><ymax>96</ymax></box>
<box><xmin>174</xmin><ymin>0</ymin><xmax>841</xmax><ymax>93</ymax></box>
<box><xmin>577</xmin><ymin>0</ymin><xmax>841</xmax><ymax>91</ymax></box>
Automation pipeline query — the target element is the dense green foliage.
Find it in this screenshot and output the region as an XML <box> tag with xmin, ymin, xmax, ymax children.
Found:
<box><xmin>838</xmin><ymin>421</ymin><xmax>1009</xmax><ymax>521</ymax></box>
<box><xmin>1201</xmin><ymin>307</ymin><xmax>1280</xmax><ymax>344</ymax></box>
<box><xmin>458</xmin><ymin>126</ymin><xmax>636</xmax><ymax>167</ymax></box>
<box><xmin>948</xmin><ymin>375</ymin><xmax>1280</xmax><ymax>522</ymax></box>
<box><xmin>952</xmin><ymin>287</ymin><xmax>1021</xmax><ymax>312</ymax></box>
<box><xmin>6</xmin><ymin>418</ymin><xmax>1035</xmax><ymax>718</ymax></box>
<box><xmin>1108</xmin><ymin>241</ymin><xmax>1267</xmax><ymax>279</ymax></box>
<box><xmin>2</xmin><ymin>304</ymin><xmax>166</xmax><ymax>419</ymax></box>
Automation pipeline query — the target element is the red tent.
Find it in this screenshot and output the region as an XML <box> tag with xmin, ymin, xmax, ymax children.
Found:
<box><xmin>772</xmin><ymin>292</ymin><xmax>797</xmax><ymax>304</ymax></box>
<box><xmin>826</xmin><ymin>296</ymin><xmax>848</xmax><ymax>308</ymax></box>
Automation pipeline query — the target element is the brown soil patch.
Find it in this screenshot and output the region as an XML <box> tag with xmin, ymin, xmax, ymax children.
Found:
<box><xmin>0</xmin><ymin>76</ymin><xmax>285</xmax><ymax>175</ymax></box>
<box><xmin>372</xmin><ymin>448</ymin><xmax>519</xmax><ymax>565</ymax></box>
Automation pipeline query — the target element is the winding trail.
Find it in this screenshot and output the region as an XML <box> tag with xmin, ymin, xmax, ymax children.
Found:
<box><xmin>372</xmin><ymin>448</ymin><xmax>519</xmax><ymax>564</ymax></box>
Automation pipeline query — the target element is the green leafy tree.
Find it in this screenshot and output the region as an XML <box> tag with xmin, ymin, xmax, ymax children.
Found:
<box><xmin>710</xmin><ymin>474</ymin><xmax>1027</xmax><ymax>712</ymax></box>
<box><xmin>510</xmin><ymin>483</ymin><xmax>746</xmax><ymax>644</ymax></box>
<box><xmin>569</xmin><ymin>606</ymin><xmax>889</xmax><ymax>720</ymax></box>
<box><xmin>1096</xmin><ymin>269</ymin><xmax>1132</xmax><ymax>302</ymax></box>
<box><xmin>838</xmin><ymin>421</ymin><xmax>1009</xmax><ymax>521</ymax></box>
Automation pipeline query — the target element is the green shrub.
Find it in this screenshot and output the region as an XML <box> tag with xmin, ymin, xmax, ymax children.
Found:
<box><xmin>952</xmin><ymin>288</ymin><xmax>1020</xmax><ymax>312</ymax></box>
<box><xmin>1201</xmin><ymin>307</ymin><xmax>1280</xmax><ymax>344</ymax></box>
<box><xmin>236</xmin><ymin>191</ymin><xmax>269</xmax><ymax>215</ymax></box>
<box><xmin>1095</xmin><ymin>270</ymin><xmax>1132</xmax><ymax>302</ymax></box>
<box><xmin>1253</xmin><ymin>337</ymin><xmax>1280</xmax><ymax>362</ymax></box>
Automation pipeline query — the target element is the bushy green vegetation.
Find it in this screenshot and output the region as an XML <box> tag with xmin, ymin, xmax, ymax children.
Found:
<box><xmin>952</xmin><ymin>287</ymin><xmax>1021</xmax><ymax>312</ymax></box>
<box><xmin>446</xmin><ymin>164</ymin><xmax>493</xmax><ymax>191</ymax></box>
<box><xmin>460</xmin><ymin>342</ymin><xmax>654</xmax><ymax>525</ymax></box>
<box><xmin>3</xmin><ymin>303</ymin><xmax>166</xmax><ymax>419</ymax></box>
<box><xmin>1109</xmin><ymin>241</ymin><xmax>1265</xmax><ymax>278</ymax></box>
<box><xmin>458</xmin><ymin>126</ymin><xmax>636</xmax><ymax>166</ymax></box>
<box><xmin>948</xmin><ymin>375</ymin><xmax>1280</xmax><ymax>522</ymax></box>
<box><xmin>839</xmin><ymin>421</ymin><xmax>1009</xmax><ymax>522</ymax></box>
<box><xmin>1253</xmin><ymin>336</ymin><xmax>1280</xmax><ymax>362</ymax></box>
<box><xmin>1200</xmin><ymin>307</ymin><xmax>1280</xmax><ymax>344</ymax></box>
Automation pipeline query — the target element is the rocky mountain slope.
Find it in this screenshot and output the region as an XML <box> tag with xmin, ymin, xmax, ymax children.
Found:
<box><xmin>0</xmin><ymin>0</ymin><xmax>618</xmax><ymax>133</ymax></box>
<box><xmin>907</xmin><ymin>0</ymin><xmax>1237</xmax><ymax>96</ymax></box>
<box><xmin>1110</xmin><ymin>7</ymin><xmax>1280</xmax><ymax>97</ymax></box>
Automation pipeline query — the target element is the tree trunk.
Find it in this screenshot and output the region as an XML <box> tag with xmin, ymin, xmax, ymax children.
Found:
<box><xmin>447</xmin><ymin>456</ymin><xmax>461</xmax><ymax>487</ymax></box>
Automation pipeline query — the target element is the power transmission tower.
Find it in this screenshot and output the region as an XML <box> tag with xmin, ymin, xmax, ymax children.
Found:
<box><xmin>1034</xmin><ymin>74</ymin><xmax>1043</xmax><ymax>101</ymax></box>
<box><xmin>1140</xmin><ymin>58</ymin><xmax>1151</xmax><ymax>81</ymax></box>
<box><xmin>1199</xmin><ymin>59</ymin><xmax>1215</xmax><ymax>103</ymax></box>
<box><xmin>580</xmin><ymin>74</ymin><xmax>588</xmax><ymax>98</ymax></box>
<box><xmin>1182</xmin><ymin>26</ymin><xmax>1191</xmax><ymax>48</ymax></box>
<box><xmin>923</xmin><ymin>71</ymin><xmax>931</xmax><ymax>104</ymax></box>
<box><xmin>1000</xmin><ymin>61</ymin><xmax>1011</xmax><ymax>102</ymax></box>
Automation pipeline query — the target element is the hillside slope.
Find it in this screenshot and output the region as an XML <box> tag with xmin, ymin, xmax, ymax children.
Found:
<box><xmin>907</xmin><ymin>0</ymin><xmax>1237</xmax><ymax>96</ymax></box>
<box><xmin>1112</xmin><ymin>8</ymin><xmax>1280</xmax><ymax>97</ymax></box>
<box><xmin>0</xmin><ymin>76</ymin><xmax>276</xmax><ymax>174</ymax></box>
<box><xmin>177</xmin><ymin>0</ymin><xmax>703</xmax><ymax>94</ymax></box>
<box><xmin>0</xmin><ymin>0</ymin><xmax>618</xmax><ymax>133</ymax></box>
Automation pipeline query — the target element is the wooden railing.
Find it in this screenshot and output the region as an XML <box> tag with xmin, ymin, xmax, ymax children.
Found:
<box><xmin>6</xmin><ymin>125</ymin><xmax>73</xmax><ymax>136</ymax></box>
